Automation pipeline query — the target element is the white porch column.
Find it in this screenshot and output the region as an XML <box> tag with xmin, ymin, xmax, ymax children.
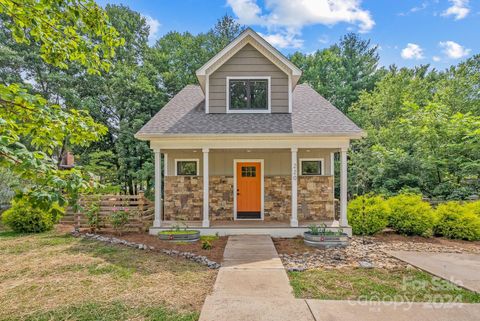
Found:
<box><xmin>340</xmin><ymin>148</ymin><xmax>348</xmax><ymax>227</ymax></box>
<box><xmin>202</xmin><ymin>148</ymin><xmax>210</xmax><ymax>227</ymax></box>
<box><xmin>153</xmin><ymin>149</ymin><xmax>162</xmax><ymax>227</ymax></box>
<box><xmin>291</xmin><ymin>147</ymin><xmax>299</xmax><ymax>227</ymax></box>
<box><xmin>330</xmin><ymin>152</ymin><xmax>335</xmax><ymax>219</ymax></box>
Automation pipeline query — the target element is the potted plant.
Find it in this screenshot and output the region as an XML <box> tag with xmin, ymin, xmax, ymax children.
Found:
<box><xmin>303</xmin><ymin>223</ymin><xmax>349</xmax><ymax>248</ymax></box>
<box><xmin>158</xmin><ymin>222</ymin><xmax>200</xmax><ymax>242</ymax></box>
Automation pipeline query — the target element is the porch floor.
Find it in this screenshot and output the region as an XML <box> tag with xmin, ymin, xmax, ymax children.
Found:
<box><xmin>160</xmin><ymin>220</ymin><xmax>335</xmax><ymax>228</ymax></box>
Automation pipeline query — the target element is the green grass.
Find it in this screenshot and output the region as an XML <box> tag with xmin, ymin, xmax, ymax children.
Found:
<box><xmin>289</xmin><ymin>268</ymin><xmax>480</xmax><ymax>303</ymax></box>
<box><xmin>159</xmin><ymin>230</ymin><xmax>199</xmax><ymax>235</ymax></box>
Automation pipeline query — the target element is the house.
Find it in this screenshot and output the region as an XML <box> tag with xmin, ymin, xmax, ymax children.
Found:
<box><xmin>135</xmin><ymin>28</ymin><xmax>364</xmax><ymax>237</ymax></box>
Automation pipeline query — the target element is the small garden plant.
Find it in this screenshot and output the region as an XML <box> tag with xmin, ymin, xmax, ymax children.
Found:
<box><xmin>110</xmin><ymin>207</ymin><xmax>130</xmax><ymax>235</ymax></box>
<box><xmin>307</xmin><ymin>224</ymin><xmax>344</xmax><ymax>236</ymax></box>
<box><xmin>85</xmin><ymin>198</ymin><xmax>101</xmax><ymax>232</ymax></box>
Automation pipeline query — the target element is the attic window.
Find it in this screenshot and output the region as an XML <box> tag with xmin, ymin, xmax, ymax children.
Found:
<box><xmin>227</xmin><ymin>77</ymin><xmax>270</xmax><ymax>112</ymax></box>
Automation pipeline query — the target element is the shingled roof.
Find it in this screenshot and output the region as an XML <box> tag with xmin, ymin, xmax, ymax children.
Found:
<box><xmin>135</xmin><ymin>84</ymin><xmax>364</xmax><ymax>138</ymax></box>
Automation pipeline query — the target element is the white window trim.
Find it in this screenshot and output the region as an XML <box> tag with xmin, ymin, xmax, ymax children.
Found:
<box><xmin>226</xmin><ymin>76</ymin><xmax>271</xmax><ymax>113</ymax></box>
<box><xmin>233</xmin><ymin>159</ymin><xmax>264</xmax><ymax>220</ymax></box>
<box><xmin>174</xmin><ymin>158</ymin><xmax>200</xmax><ymax>176</ymax></box>
<box><xmin>299</xmin><ymin>158</ymin><xmax>325</xmax><ymax>176</ymax></box>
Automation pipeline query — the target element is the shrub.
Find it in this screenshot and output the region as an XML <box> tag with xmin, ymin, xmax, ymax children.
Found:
<box><xmin>464</xmin><ymin>201</ymin><xmax>480</xmax><ymax>216</ymax></box>
<box><xmin>85</xmin><ymin>198</ymin><xmax>101</xmax><ymax>232</ymax></box>
<box><xmin>110</xmin><ymin>207</ymin><xmax>130</xmax><ymax>235</ymax></box>
<box><xmin>1</xmin><ymin>197</ymin><xmax>57</xmax><ymax>233</ymax></box>
<box><xmin>387</xmin><ymin>194</ymin><xmax>434</xmax><ymax>237</ymax></box>
<box><xmin>348</xmin><ymin>194</ymin><xmax>389</xmax><ymax>236</ymax></box>
<box><xmin>434</xmin><ymin>202</ymin><xmax>480</xmax><ymax>241</ymax></box>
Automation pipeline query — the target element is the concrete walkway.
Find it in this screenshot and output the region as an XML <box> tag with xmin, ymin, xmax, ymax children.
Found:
<box><xmin>199</xmin><ymin>236</ymin><xmax>480</xmax><ymax>321</ymax></box>
<box><xmin>199</xmin><ymin>235</ymin><xmax>315</xmax><ymax>321</ymax></box>
<box><xmin>389</xmin><ymin>251</ymin><xmax>480</xmax><ymax>293</ymax></box>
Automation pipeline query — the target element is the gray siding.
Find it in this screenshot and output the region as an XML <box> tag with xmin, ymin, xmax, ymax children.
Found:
<box><xmin>164</xmin><ymin>149</ymin><xmax>335</xmax><ymax>177</ymax></box>
<box><xmin>209</xmin><ymin>44</ymin><xmax>289</xmax><ymax>113</ymax></box>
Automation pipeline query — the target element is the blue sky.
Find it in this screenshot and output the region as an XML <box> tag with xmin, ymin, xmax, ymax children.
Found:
<box><xmin>98</xmin><ymin>0</ymin><xmax>479</xmax><ymax>69</ymax></box>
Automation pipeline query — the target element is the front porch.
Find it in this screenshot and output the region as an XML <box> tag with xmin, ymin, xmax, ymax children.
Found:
<box><xmin>149</xmin><ymin>137</ymin><xmax>351</xmax><ymax>237</ymax></box>
<box><xmin>150</xmin><ymin>219</ymin><xmax>349</xmax><ymax>237</ymax></box>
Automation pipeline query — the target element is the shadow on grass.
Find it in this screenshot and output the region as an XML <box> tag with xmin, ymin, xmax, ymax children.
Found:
<box><xmin>18</xmin><ymin>301</ymin><xmax>198</xmax><ymax>321</ymax></box>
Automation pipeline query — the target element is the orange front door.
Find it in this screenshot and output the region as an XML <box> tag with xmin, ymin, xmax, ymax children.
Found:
<box><xmin>236</xmin><ymin>162</ymin><xmax>261</xmax><ymax>215</ymax></box>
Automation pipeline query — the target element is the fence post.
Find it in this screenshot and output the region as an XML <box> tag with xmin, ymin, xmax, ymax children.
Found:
<box><xmin>138</xmin><ymin>191</ymin><xmax>145</xmax><ymax>231</ymax></box>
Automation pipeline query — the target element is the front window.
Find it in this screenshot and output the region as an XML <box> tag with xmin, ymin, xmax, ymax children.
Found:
<box><xmin>176</xmin><ymin>160</ymin><xmax>198</xmax><ymax>176</ymax></box>
<box><xmin>301</xmin><ymin>159</ymin><xmax>323</xmax><ymax>176</ymax></box>
<box><xmin>229</xmin><ymin>78</ymin><xmax>268</xmax><ymax>111</ymax></box>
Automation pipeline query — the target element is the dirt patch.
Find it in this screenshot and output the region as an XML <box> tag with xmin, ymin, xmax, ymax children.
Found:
<box><xmin>91</xmin><ymin>229</ymin><xmax>228</xmax><ymax>263</ymax></box>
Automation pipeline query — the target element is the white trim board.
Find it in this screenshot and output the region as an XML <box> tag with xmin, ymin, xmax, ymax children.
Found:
<box><xmin>299</xmin><ymin>158</ymin><xmax>325</xmax><ymax>176</ymax></box>
<box><xmin>233</xmin><ymin>159</ymin><xmax>265</xmax><ymax>221</ymax></box>
<box><xmin>174</xmin><ymin>158</ymin><xmax>200</xmax><ymax>176</ymax></box>
<box><xmin>226</xmin><ymin>76</ymin><xmax>271</xmax><ymax>114</ymax></box>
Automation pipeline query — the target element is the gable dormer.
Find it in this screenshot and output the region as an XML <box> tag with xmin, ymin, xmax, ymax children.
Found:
<box><xmin>196</xmin><ymin>28</ymin><xmax>302</xmax><ymax>114</ymax></box>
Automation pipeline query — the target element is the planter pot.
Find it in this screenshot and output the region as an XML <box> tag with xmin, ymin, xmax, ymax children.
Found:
<box><xmin>158</xmin><ymin>230</ymin><xmax>200</xmax><ymax>242</ymax></box>
<box><xmin>304</xmin><ymin>231</ymin><xmax>349</xmax><ymax>248</ymax></box>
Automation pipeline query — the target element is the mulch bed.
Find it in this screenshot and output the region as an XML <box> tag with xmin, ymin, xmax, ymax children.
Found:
<box><xmin>78</xmin><ymin>228</ymin><xmax>228</xmax><ymax>263</ymax></box>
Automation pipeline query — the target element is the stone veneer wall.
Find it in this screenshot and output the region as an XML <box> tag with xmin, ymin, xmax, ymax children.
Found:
<box><xmin>164</xmin><ymin>176</ymin><xmax>203</xmax><ymax>221</ymax></box>
<box><xmin>209</xmin><ymin>176</ymin><xmax>234</xmax><ymax>221</ymax></box>
<box><xmin>264</xmin><ymin>176</ymin><xmax>291</xmax><ymax>221</ymax></box>
<box><xmin>298</xmin><ymin>176</ymin><xmax>334</xmax><ymax>221</ymax></box>
<box><xmin>163</xmin><ymin>175</ymin><xmax>334</xmax><ymax>222</ymax></box>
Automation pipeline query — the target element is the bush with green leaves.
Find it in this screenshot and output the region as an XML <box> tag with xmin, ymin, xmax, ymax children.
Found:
<box><xmin>433</xmin><ymin>202</ymin><xmax>480</xmax><ymax>241</ymax></box>
<box><xmin>387</xmin><ymin>194</ymin><xmax>435</xmax><ymax>237</ymax></box>
<box><xmin>1</xmin><ymin>197</ymin><xmax>62</xmax><ymax>233</ymax></box>
<box><xmin>85</xmin><ymin>199</ymin><xmax>101</xmax><ymax>232</ymax></box>
<box><xmin>464</xmin><ymin>201</ymin><xmax>480</xmax><ymax>216</ymax></box>
<box><xmin>348</xmin><ymin>194</ymin><xmax>389</xmax><ymax>235</ymax></box>
<box><xmin>110</xmin><ymin>207</ymin><xmax>130</xmax><ymax>235</ymax></box>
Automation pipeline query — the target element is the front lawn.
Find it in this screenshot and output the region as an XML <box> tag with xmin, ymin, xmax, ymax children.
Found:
<box><xmin>289</xmin><ymin>268</ymin><xmax>480</xmax><ymax>303</ymax></box>
<box><xmin>0</xmin><ymin>229</ymin><xmax>217</xmax><ymax>321</ymax></box>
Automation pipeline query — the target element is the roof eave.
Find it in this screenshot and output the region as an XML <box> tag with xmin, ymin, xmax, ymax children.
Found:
<box><xmin>135</xmin><ymin>131</ymin><xmax>366</xmax><ymax>141</ymax></box>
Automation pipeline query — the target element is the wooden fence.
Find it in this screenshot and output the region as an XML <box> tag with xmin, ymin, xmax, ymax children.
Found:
<box><xmin>59</xmin><ymin>192</ymin><xmax>154</xmax><ymax>232</ymax></box>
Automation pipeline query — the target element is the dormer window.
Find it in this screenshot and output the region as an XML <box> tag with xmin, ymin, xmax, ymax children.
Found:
<box><xmin>227</xmin><ymin>77</ymin><xmax>271</xmax><ymax>113</ymax></box>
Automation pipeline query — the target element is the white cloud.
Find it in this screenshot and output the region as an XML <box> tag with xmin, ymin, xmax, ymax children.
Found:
<box><xmin>143</xmin><ymin>15</ymin><xmax>161</xmax><ymax>44</ymax></box>
<box><xmin>258</xmin><ymin>32</ymin><xmax>303</xmax><ymax>49</ymax></box>
<box><xmin>432</xmin><ymin>56</ymin><xmax>441</xmax><ymax>62</ymax></box>
<box><xmin>401</xmin><ymin>43</ymin><xmax>424</xmax><ymax>60</ymax></box>
<box><xmin>439</xmin><ymin>41</ymin><xmax>471</xmax><ymax>59</ymax></box>
<box><xmin>442</xmin><ymin>0</ymin><xmax>470</xmax><ymax>20</ymax></box>
<box><xmin>227</xmin><ymin>0</ymin><xmax>374</xmax><ymax>48</ymax></box>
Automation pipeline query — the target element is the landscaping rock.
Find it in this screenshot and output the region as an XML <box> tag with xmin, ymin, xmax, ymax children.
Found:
<box><xmin>73</xmin><ymin>232</ymin><xmax>221</xmax><ymax>270</ymax></box>
<box><xmin>358</xmin><ymin>260</ymin><xmax>374</xmax><ymax>269</ymax></box>
<box><xmin>278</xmin><ymin>236</ymin><xmax>480</xmax><ymax>271</ymax></box>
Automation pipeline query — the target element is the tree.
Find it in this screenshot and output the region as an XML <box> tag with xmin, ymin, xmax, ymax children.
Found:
<box><xmin>0</xmin><ymin>0</ymin><xmax>122</xmax><ymax>212</ymax></box>
<box><xmin>348</xmin><ymin>58</ymin><xmax>480</xmax><ymax>199</ymax></box>
<box><xmin>290</xmin><ymin>33</ymin><xmax>380</xmax><ymax>114</ymax></box>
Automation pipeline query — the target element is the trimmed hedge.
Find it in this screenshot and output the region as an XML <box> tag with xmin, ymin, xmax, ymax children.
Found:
<box><xmin>434</xmin><ymin>202</ymin><xmax>480</xmax><ymax>241</ymax></box>
<box><xmin>387</xmin><ymin>194</ymin><xmax>435</xmax><ymax>237</ymax></box>
<box><xmin>348</xmin><ymin>194</ymin><xmax>389</xmax><ymax>235</ymax></box>
<box><xmin>1</xmin><ymin>198</ymin><xmax>56</xmax><ymax>233</ymax></box>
